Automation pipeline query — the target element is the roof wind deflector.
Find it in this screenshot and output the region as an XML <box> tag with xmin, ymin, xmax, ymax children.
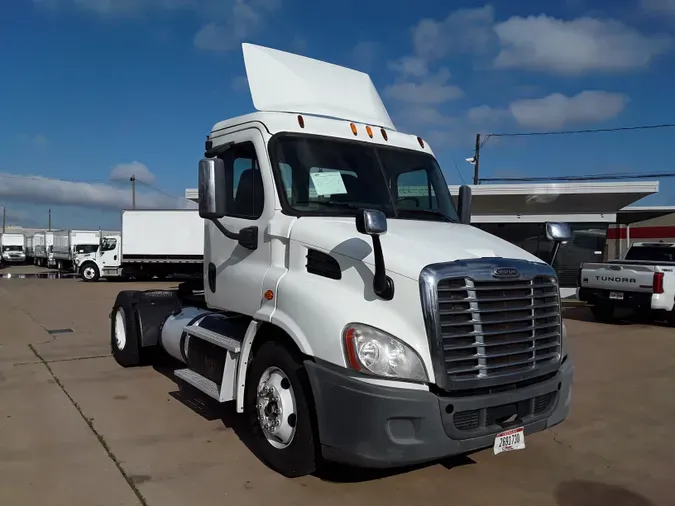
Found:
<box><xmin>241</xmin><ymin>43</ymin><xmax>396</xmax><ymax>131</ymax></box>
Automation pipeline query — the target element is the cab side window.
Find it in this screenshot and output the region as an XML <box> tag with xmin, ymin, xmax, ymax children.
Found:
<box><xmin>218</xmin><ymin>141</ymin><xmax>264</xmax><ymax>219</ymax></box>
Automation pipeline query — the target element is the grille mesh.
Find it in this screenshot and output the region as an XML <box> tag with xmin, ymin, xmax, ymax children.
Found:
<box><xmin>437</xmin><ymin>275</ymin><xmax>562</xmax><ymax>380</ymax></box>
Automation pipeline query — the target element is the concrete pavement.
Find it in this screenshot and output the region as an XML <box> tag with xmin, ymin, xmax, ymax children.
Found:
<box><xmin>1</xmin><ymin>273</ymin><xmax>674</xmax><ymax>505</ymax></box>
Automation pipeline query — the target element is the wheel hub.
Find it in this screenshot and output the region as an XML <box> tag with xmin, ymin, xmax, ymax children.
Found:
<box><xmin>256</xmin><ymin>367</ymin><xmax>297</xmax><ymax>449</ymax></box>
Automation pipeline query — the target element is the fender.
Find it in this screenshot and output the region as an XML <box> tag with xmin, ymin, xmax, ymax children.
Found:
<box><xmin>236</xmin><ymin>320</ymin><xmax>261</xmax><ymax>413</ymax></box>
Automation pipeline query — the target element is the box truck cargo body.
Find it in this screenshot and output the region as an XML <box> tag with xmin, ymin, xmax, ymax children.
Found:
<box><xmin>75</xmin><ymin>210</ymin><xmax>204</xmax><ymax>281</ymax></box>
<box><xmin>1</xmin><ymin>233</ymin><xmax>26</xmax><ymax>264</ymax></box>
<box><xmin>53</xmin><ymin>229</ymin><xmax>102</xmax><ymax>271</ymax></box>
<box><xmin>33</xmin><ymin>232</ymin><xmax>56</xmax><ymax>267</ymax></box>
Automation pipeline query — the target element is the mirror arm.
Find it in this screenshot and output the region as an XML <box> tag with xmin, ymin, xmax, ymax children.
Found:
<box><xmin>209</xmin><ymin>219</ymin><xmax>258</xmax><ymax>251</ymax></box>
<box><xmin>549</xmin><ymin>242</ymin><xmax>562</xmax><ymax>266</ymax></box>
<box><xmin>371</xmin><ymin>235</ymin><xmax>394</xmax><ymax>300</ymax></box>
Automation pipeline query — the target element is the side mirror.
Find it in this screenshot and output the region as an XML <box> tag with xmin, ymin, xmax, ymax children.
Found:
<box><xmin>355</xmin><ymin>209</ymin><xmax>393</xmax><ymax>300</ymax></box>
<box><xmin>457</xmin><ymin>185</ymin><xmax>472</xmax><ymax>225</ymax></box>
<box><xmin>356</xmin><ymin>209</ymin><xmax>387</xmax><ymax>236</ymax></box>
<box><xmin>545</xmin><ymin>222</ymin><xmax>571</xmax><ymax>266</ymax></box>
<box><xmin>546</xmin><ymin>222</ymin><xmax>571</xmax><ymax>242</ymax></box>
<box><xmin>198</xmin><ymin>158</ymin><xmax>227</xmax><ymax>220</ymax></box>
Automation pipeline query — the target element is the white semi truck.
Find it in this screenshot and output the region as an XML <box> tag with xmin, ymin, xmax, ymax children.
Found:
<box><xmin>53</xmin><ymin>229</ymin><xmax>102</xmax><ymax>271</ymax></box>
<box><xmin>109</xmin><ymin>44</ymin><xmax>574</xmax><ymax>478</ymax></box>
<box><xmin>33</xmin><ymin>231</ymin><xmax>56</xmax><ymax>268</ymax></box>
<box><xmin>1</xmin><ymin>233</ymin><xmax>26</xmax><ymax>265</ymax></box>
<box><xmin>76</xmin><ymin>209</ymin><xmax>203</xmax><ymax>282</ymax></box>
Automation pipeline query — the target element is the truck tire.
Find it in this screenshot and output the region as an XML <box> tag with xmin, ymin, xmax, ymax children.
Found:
<box><xmin>80</xmin><ymin>262</ymin><xmax>100</xmax><ymax>282</ymax></box>
<box><xmin>591</xmin><ymin>304</ymin><xmax>615</xmax><ymax>323</ymax></box>
<box><xmin>110</xmin><ymin>291</ymin><xmax>147</xmax><ymax>367</ymax></box>
<box><xmin>244</xmin><ymin>341</ymin><xmax>318</xmax><ymax>478</ymax></box>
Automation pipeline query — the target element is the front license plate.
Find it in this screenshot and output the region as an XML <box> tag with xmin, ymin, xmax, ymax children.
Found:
<box><xmin>493</xmin><ymin>427</ymin><xmax>525</xmax><ymax>455</ymax></box>
<box><xmin>609</xmin><ymin>291</ymin><xmax>624</xmax><ymax>300</ymax></box>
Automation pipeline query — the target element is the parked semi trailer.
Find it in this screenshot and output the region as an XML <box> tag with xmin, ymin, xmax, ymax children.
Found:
<box><xmin>1</xmin><ymin>232</ymin><xmax>26</xmax><ymax>265</ymax></box>
<box><xmin>53</xmin><ymin>229</ymin><xmax>102</xmax><ymax>271</ymax></box>
<box><xmin>33</xmin><ymin>231</ymin><xmax>56</xmax><ymax>267</ymax></box>
<box><xmin>75</xmin><ymin>209</ymin><xmax>203</xmax><ymax>282</ymax></box>
<box><xmin>109</xmin><ymin>43</ymin><xmax>574</xmax><ymax>478</ymax></box>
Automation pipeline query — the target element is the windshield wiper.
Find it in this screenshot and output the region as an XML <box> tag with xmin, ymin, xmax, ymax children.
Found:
<box><xmin>397</xmin><ymin>208</ymin><xmax>456</xmax><ymax>222</ymax></box>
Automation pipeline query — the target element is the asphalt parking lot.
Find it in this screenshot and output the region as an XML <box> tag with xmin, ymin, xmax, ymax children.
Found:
<box><xmin>1</xmin><ymin>265</ymin><xmax>674</xmax><ymax>506</ymax></box>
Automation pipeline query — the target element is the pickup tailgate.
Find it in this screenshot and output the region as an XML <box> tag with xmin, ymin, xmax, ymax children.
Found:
<box><xmin>580</xmin><ymin>262</ymin><xmax>657</xmax><ymax>293</ymax></box>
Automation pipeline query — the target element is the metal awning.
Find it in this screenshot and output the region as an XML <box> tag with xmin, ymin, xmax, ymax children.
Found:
<box><xmin>449</xmin><ymin>182</ymin><xmax>659</xmax><ymax>223</ymax></box>
<box><xmin>616</xmin><ymin>205</ymin><xmax>675</xmax><ymax>225</ymax></box>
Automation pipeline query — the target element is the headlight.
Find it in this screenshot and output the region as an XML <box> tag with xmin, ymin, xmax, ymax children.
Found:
<box><xmin>343</xmin><ymin>323</ymin><xmax>428</xmax><ymax>382</ymax></box>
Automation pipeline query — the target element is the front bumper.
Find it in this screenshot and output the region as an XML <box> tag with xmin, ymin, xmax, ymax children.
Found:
<box><xmin>2</xmin><ymin>256</ymin><xmax>26</xmax><ymax>263</ymax></box>
<box><xmin>305</xmin><ymin>357</ymin><xmax>573</xmax><ymax>468</ymax></box>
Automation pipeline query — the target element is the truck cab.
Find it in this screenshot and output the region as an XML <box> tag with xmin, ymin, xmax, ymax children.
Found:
<box><xmin>1</xmin><ymin>233</ymin><xmax>26</xmax><ymax>265</ymax></box>
<box><xmin>75</xmin><ymin>235</ymin><xmax>120</xmax><ymax>279</ymax></box>
<box><xmin>109</xmin><ymin>43</ymin><xmax>574</xmax><ymax>478</ymax></box>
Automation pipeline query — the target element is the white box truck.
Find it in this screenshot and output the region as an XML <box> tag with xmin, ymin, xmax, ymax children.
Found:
<box><xmin>75</xmin><ymin>209</ymin><xmax>203</xmax><ymax>281</ymax></box>
<box><xmin>1</xmin><ymin>233</ymin><xmax>26</xmax><ymax>265</ymax></box>
<box><xmin>33</xmin><ymin>231</ymin><xmax>56</xmax><ymax>267</ymax></box>
<box><xmin>108</xmin><ymin>44</ymin><xmax>574</xmax><ymax>478</ymax></box>
<box><xmin>53</xmin><ymin>229</ymin><xmax>102</xmax><ymax>271</ymax></box>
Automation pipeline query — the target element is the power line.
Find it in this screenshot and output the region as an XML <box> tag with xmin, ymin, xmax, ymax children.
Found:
<box><xmin>486</xmin><ymin>122</ymin><xmax>675</xmax><ymax>139</ymax></box>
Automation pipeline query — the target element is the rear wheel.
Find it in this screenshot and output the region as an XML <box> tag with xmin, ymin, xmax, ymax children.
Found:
<box><xmin>111</xmin><ymin>291</ymin><xmax>147</xmax><ymax>367</ymax></box>
<box><xmin>244</xmin><ymin>341</ymin><xmax>318</xmax><ymax>478</ymax></box>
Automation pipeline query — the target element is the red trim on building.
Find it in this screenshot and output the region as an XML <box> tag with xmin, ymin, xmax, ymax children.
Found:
<box><xmin>607</xmin><ymin>226</ymin><xmax>675</xmax><ymax>240</ymax></box>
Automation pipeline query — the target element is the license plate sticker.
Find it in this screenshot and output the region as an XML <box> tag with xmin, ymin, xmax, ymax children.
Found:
<box><xmin>609</xmin><ymin>291</ymin><xmax>624</xmax><ymax>300</ymax></box>
<box><xmin>493</xmin><ymin>427</ymin><xmax>525</xmax><ymax>455</ymax></box>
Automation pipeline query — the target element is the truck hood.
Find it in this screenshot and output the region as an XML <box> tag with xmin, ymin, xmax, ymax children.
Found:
<box><xmin>289</xmin><ymin>217</ymin><xmax>544</xmax><ymax>280</ymax></box>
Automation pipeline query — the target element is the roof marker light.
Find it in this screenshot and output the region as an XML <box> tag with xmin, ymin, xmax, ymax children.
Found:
<box><xmin>297</xmin><ymin>114</ymin><xmax>305</xmax><ymax>128</ymax></box>
<box><xmin>381</xmin><ymin>128</ymin><xmax>388</xmax><ymax>141</ymax></box>
<box><xmin>417</xmin><ymin>136</ymin><xmax>425</xmax><ymax>148</ymax></box>
<box><xmin>350</xmin><ymin>123</ymin><xmax>358</xmax><ymax>135</ymax></box>
<box><xmin>366</xmin><ymin>125</ymin><xmax>373</xmax><ymax>138</ymax></box>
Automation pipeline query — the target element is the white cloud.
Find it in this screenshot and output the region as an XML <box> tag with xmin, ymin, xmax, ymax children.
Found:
<box><xmin>35</xmin><ymin>0</ymin><xmax>281</xmax><ymax>52</ymax></box>
<box><xmin>494</xmin><ymin>15</ymin><xmax>672</xmax><ymax>74</ymax></box>
<box><xmin>384</xmin><ymin>68</ymin><xmax>463</xmax><ymax>105</ymax></box>
<box><xmin>231</xmin><ymin>75</ymin><xmax>249</xmax><ymax>92</ymax></box>
<box><xmin>109</xmin><ymin>161</ymin><xmax>156</xmax><ymax>184</ymax></box>
<box><xmin>641</xmin><ymin>0</ymin><xmax>675</xmax><ymax>15</ymax></box>
<box><xmin>350</xmin><ymin>41</ymin><xmax>379</xmax><ymax>70</ymax></box>
<box><xmin>0</xmin><ymin>173</ymin><xmax>195</xmax><ymax>211</ymax></box>
<box><xmin>32</xmin><ymin>135</ymin><xmax>48</xmax><ymax>147</ymax></box>
<box><xmin>193</xmin><ymin>0</ymin><xmax>281</xmax><ymax>52</ymax></box>
<box><xmin>508</xmin><ymin>91</ymin><xmax>629</xmax><ymax>130</ymax></box>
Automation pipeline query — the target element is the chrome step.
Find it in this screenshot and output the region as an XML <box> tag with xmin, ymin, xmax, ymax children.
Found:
<box><xmin>184</xmin><ymin>325</ymin><xmax>241</xmax><ymax>353</ymax></box>
<box><xmin>174</xmin><ymin>368</ymin><xmax>220</xmax><ymax>401</ymax></box>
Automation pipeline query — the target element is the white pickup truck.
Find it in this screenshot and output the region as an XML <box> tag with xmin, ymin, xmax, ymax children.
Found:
<box><xmin>577</xmin><ymin>242</ymin><xmax>675</xmax><ymax>323</ymax></box>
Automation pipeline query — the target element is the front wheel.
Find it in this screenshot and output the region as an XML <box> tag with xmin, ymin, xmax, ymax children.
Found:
<box><xmin>244</xmin><ymin>341</ymin><xmax>319</xmax><ymax>478</ymax></box>
<box><xmin>80</xmin><ymin>263</ymin><xmax>100</xmax><ymax>282</ymax></box>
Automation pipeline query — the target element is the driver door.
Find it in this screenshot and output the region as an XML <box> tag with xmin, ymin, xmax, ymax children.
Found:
<box><xmin>205</xmin><ymin>128</ymin><xmax>273</xmax><ymax>316</ymax></box>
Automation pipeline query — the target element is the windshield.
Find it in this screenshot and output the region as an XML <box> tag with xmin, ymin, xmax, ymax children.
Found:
<box><xmin>625</xmin><ymin>245</ymin><xmax>675</xmax><ymax>263</ymax></box>
<box><xmin>2</xmin><ymin>245</ymin><xmax>23</xmax><ymax>252</ymax></box>
<box><xmin>75</xmin><ymin>244</ymin><xmax>99</xmax><ymax>254</ymax></box>
<box><xmin>269</xmin><ymin>135</ymin><xmax>459</xmax><ymax>222</ymax></box>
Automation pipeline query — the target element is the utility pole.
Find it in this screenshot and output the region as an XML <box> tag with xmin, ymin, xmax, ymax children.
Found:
<box><xmin>473</xmin><ymin>133</ymin><xmax>481</xmax><ymax>185</ymax></box>
<box><xmin>2</xmin><ymin>206</ymin><xmax>5</xmax><ymax>233</ymax></box>
<box><xmin>48</xmin><ymin>209</ymin><xmax>52</xmax><ymax>231</ymax></box>
<box><xmin>130</xmin><ymin>175</ymin><xmax>136</xmax><ymax>209</ymax></box>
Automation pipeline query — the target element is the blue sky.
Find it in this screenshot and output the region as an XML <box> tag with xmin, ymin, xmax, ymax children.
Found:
<box><xmin>1</xmin><ymin>0</ymin><xmax>675</xmax><ymax>229</ymax></box>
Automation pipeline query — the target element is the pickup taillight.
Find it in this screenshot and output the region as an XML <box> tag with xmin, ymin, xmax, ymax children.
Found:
<box><xmin>653</xmin><ymin>272</ymin><xmax>664</xmax><ymax>294</ymax></box>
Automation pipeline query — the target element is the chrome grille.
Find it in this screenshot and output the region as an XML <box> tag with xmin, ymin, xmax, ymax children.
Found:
<box><xmin>438</xmin><ymin>275</ymin><xmax>561</xmax><ymax>379</ymax></box>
